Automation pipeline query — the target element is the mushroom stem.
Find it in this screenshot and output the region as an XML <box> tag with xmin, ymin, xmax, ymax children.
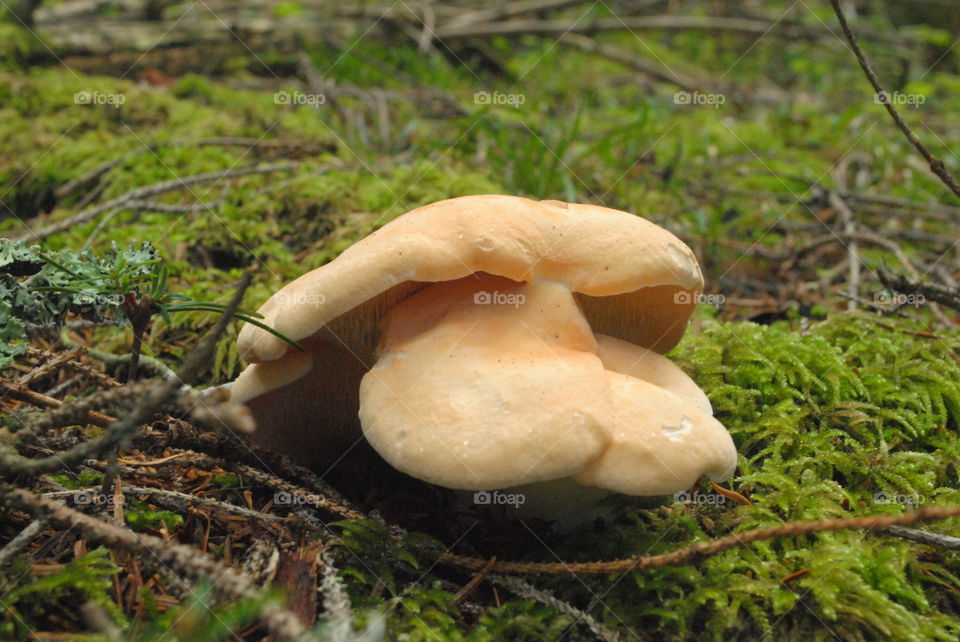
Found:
<box><xmin>359</xmin><ymin>274</ymin><xmax>614</xmax><ymax>490</ymax></box>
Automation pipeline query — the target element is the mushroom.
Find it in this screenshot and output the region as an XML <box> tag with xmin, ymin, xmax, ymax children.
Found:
<box><xmin>229</xmin><ymin>195</ymin><xmax>736</xmax><ymax>517</ymax></box>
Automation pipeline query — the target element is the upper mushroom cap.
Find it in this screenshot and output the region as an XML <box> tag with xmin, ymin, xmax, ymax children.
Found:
<box><xmin>237</xmin><ymin>194</ymin><xmax>703</xmax><ymax>365</ymax></box>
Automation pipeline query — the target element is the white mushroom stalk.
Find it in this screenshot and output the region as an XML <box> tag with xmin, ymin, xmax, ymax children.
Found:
<box><xmin>224</xmin><ymin>195</ymin><xmax>738</xmax><ymax>520</ymax></box>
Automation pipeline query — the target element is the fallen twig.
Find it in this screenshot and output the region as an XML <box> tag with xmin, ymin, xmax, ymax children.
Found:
<box><xmin>18</xmin><ymin>163</ymin><xmax>304</xmax><ymax>242</ymax></box>
<box><xmin>490</xmin><ymin>574</ymin><xmax>626</xmax><ymax>642</ymax></box>
<box><xmin>829</xmin><ymin>0</ymin><xmax>960</xmax><ymax>199</ymax></box>
<box><xmin>436</xmin><ymin>505</ymin><xmax>960</xmax><ymax>575</ymax></box>
<box><xmin>883</xmin><ymin>525</ymin><xmax>960</xmax><ymax>550</ymax></box>
<box><xmin>0</xmin><ymin>519</ymin><xmax>46</xmax><ymax>566</ymax></box>
<box><xmin>878</xmin><ymin>269</ymin><xmax>960</xmax><ymax>312</ymax></box>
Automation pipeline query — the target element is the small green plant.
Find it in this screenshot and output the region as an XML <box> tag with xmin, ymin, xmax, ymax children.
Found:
<box><xmin>0</xmin><ymin>239</ymin><xmax>300</xmax><ymax>377</ymax></box>
<box><xmin>124</xmin><ymin>499</ymin><xmax>184</xmax><ymax>532</ymax></box>
<box><xmin>49</xmin><ymin>469</ymin><xmax>105</xmax><ymax>489</ymax></box>
<box><xmin>0</xmin><ymin>548</ymin><xmax>126</xmax><ymax>638</ymax></box>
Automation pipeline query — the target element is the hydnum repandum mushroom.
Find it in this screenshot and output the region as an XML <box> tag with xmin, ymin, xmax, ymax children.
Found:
<box><xmin>227</xmin><ymin>194</ymin><xmax>736</xmax><ymax>521</ymax></box>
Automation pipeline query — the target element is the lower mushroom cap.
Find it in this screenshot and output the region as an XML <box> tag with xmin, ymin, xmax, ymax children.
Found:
<box><xmin>359</xmin><ymin>273</ymin><xmax>737</xmax><ymax>496</ymax></box>
<box><xmin>229</xmin><ymin>337</ymin><xmax>370</xmax><ymax>467</ymax></box>
<box><xmin>595</xmin><ymin>333</ymin><xmax>713</xmax><ymax>414</ymax></box>
<box><xmin>359</xmin><ymin>274</ymin><xmax>614</xmax><ymax>489</ymax></box>
<box><xmin>572</xmin><ymin>371</ymin><xmax>736</xmax><ymax>495</ymax></box>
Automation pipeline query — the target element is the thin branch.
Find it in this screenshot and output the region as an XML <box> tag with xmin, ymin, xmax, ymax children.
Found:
<box><xmin>434</xmin><ymin>15</ymin><xmax>826</xmax><ymax>40</ymax></box>
<box><xmin>17</xmin><ymin>163</ymin><xmax>303</xmax><ymax>242</ymax></box>
<box><xmin>436</xmin><ymin>505</ymin><xmax>960</xmax><ymax>575</ymax></box>
<box><xmin>443</xmin><ymin>0</ymin><xmax>593</xmax><ymax>28</ymax></box>
<box><xmin>878</xmin><ymin>268</ymin><xmax>960</xmax><ymax>312</ymax></box>
<box><xmin>0</xmin><ymin>519</ymin><xmax>46</xmax><ymax>566</ymax></box>
<box><xmin>883</xmin><ymin>525</ymin><xmax>960</xmax><ymax>550</ymax></box>
<box><xmin>828</xmin><ymin>0</ymin><xmax>960</xmax><ymax>199</ymax></box>
<box><xmin>490</xmin><ymin>574</ymin><xmax>626</xmax><ymax>642</ymax></box>
<box><xmin>45</xmin><ymin>484</ymin><xmax>285</xmax><ymax>522</ymax></box>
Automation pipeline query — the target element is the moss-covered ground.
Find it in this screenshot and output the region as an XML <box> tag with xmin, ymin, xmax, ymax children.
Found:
<box><xmin>2</xmin><ymin>1</ymin><xmax>960</xmax><ymax>639</ymax></box>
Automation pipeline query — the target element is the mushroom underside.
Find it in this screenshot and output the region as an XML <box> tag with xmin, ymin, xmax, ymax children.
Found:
<box><xmin>359</xmin><ymin>274</ymin><xmax>737</xmax><ymax>499</ymax></box>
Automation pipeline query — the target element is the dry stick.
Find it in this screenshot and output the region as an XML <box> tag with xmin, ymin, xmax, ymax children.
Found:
<box><xmin>25</xmin><ymin>347</ymin><xmax>122</xmax><ymax>389</ymax></box>
<box><xmin>232</xmin><ymin>464</ymin><xmax>366</xmax><ymax>522</ymax></box>
<box><xmin>1</xmin><ymin>380</ymin><xmax>116</xmax><ymax>429</ymax></box>
<box><xmin>829</xmin><ymin>192</ymin><xmax>860</xmax><ymax>312</ymax></box>
<box><xmin>490</xmin><ymin>574</ymin><xmax>627</xmax><ymax>642</ymax></box>
<box><xmin>18</xmin><ymin>163</ymin><xmax>302</xmax><ymax>242</ymax></box>
<box><xmin>442</xmin><ymin>0</ymin><xmax>593</xmax><ymax>28</ymax></box>
<box><xmin>560</xmin><ymin>32</ymin><xmax>718</xmax><ymax>94</ymax></box>
<box><xmin>843</xmin><ymin>193</ymin><xmax>960</xmax><ymax>222</ymax></box>
<box><xmin>454</xmin><ymin>556</ymin><xmax>497</xmax><ymax>604</ymax></box>
<box><xmin>0</xmin><ymin>485</ymin><xmax>306</xmax><ymax>640</ymax></box>
<box><xmin>878</xmin><ymin>269</ymin><xmax>960</xmax><ymax>312</ymax></box>
<box><xmin>434</xmin><ymin>14</ymin><xmax>822</xmax><ymax>40</ymax></box>
<box><xmin>828</xmin><ymin>0</ymin><xmax>960</xmax><ymax>200</ymax></box>
<box><xmin>143</xmin><ymin>430</ymin><xmax>960</xmax><ymax>579</ymax></box>
<box><xmin>436</xmin><ymin>505</ymin><xmax>960</xmax><ymax>575</ymax></box>
<box><xmin>15</xmin><ymin>346</ymin><xmax>87</xmax><ymax>388</ymax></box>
<box><xmin>0</xmin><ymin>519</ymin><xmax>46</xmax><ymax>566</ymax></box>
<box><xmin>0</xmin><ymin>274</ymin><xmax>251</xmax><ymax>476</ymax></box>
<box><xmin>318</xmin><ymin>547</ymin><xmax>353</xmax><ymax>636</ymax></box>
<box><xmin>55</xmin><ymin>139</ymin><xmax>325</xmax><ymax>199</ymax></box>
<box><xmin>45</xmin><ymin>484</ymin><xmax>285</xmax><ymax>522</ymax></box>
<box><xmin>883</xmin><ymin>525</ymin><xmax>960</xmax><ymax>550</ymax></box>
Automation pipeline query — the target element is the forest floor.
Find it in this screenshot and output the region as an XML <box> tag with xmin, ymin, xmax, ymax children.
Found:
<box><xmin>3</xmin><ymin>1</ymin><xmax>960</xmax><ymax>640</ymax></box>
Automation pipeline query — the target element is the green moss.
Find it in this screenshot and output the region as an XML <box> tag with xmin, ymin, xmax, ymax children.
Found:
<box><xmin>0</xmin><ymin>549</ymin><xmax>126</xmax><ymax>637</ymax></box>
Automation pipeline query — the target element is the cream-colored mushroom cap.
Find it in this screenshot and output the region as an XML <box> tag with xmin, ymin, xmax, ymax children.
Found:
<box><xmin>360</xmin><ymin>273</ymin><xmax>736</xmax><ymax>494</ymax></box>
<box><xmin>237</xmin><ymin>194</ymin><xmax>703</xmax><ymax>368</ymax></box>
